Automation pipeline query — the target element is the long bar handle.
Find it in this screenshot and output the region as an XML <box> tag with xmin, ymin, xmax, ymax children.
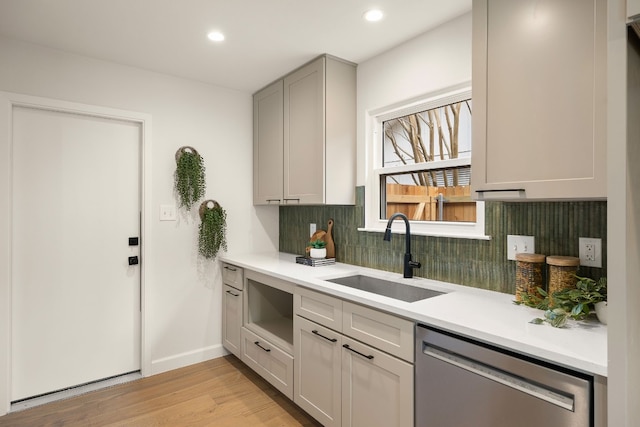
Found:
<box><xmin>474</xmin><ymin>188</ymin><xmax>525</xmax><ymax>193</ymax></box>
<box><xmin>343</xmin><ymin>344</ymin><xmax>374</xmax><ymax>360</ymax></box>
<box><xmin>312</xmin><ymin>330</ymin><xmax>338</xmax><ymax>343</ymax></box>
<box><xmin>254</xmin><ymin>341</ymin><xmax>271</xmax><ymax>352</ymax></box>
<box><xmin>423</xmin><ymin>345</ymin><xmax>574</xmax><ymax>411</ymax></box>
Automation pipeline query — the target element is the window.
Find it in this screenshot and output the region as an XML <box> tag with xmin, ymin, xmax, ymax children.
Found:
<box><xmin>364</xmin><ymin>85</ymin><xmax>487</xmax><ymax>239</ymax></box>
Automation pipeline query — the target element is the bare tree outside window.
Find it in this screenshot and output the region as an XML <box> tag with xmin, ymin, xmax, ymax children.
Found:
<box><xmin>381</xmin><ymin>99</ymin><xmax>474</xmax><ymax>222</ymax></box>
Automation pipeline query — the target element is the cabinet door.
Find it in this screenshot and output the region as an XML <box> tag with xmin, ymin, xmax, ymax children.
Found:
<box><xmin>472</xmin><ymin>0</ymin><xmax>606</xmax><ymax>200</ymax></box>
<box><xmin>241</xmin><ymin>327</ymin><xmax>294</xmax><ymax>399</ymax></box>
<box><xmin>294</xmin><ymin>316</ymin><xmax>342</xmax><ymax>427</ymax></box>
<box><xmin>341</xmin><ymin>337</ymin><xmax>413</xmax><ymax>427</ymax></box>
<box><xmin>253</xmin><ymin>80</ymin><xmax>284</xmax><ymax>205</ymax></box>
<box><xmin>222</xmin><ymin>285</ymin><xmax>243</xmax><ymax>358</ymax></box>
<box><xmin>283</xmin><ymin>57</ymin><xmax>325</xmax><ymax>204</ymax></box>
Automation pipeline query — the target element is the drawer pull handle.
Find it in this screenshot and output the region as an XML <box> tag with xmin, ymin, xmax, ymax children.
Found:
<box><xmin>224</xmin><ymin>266</ymin><xmax>237</xmax><ymax>271</ymax></box>
<box><xmin>225</xmin><ymin>290</ymin><xmax>239</xmax><ymax>297</ymax></box>
<box><xmin>475</xmin><ymin>188</ymin><xmax>525</xmax><ymax>193</ymax></box>
<box><xmin>343</xmin><ymin>344</ymin><xmax>374</xmax><ymax>360</ymax></box>
<box><xmin>254</xmin><ymin>341</ymin><xmax>271</xmax><ymax>352</ymax></box>
<box><xmin>312</xmin><ymin>330</ymin><xmax>338</xmax><ymax>343</ymax></box>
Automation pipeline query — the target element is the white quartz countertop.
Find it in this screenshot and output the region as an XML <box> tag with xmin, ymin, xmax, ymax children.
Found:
<box><xmin>220</xmin><ymin>252</ymin><xmax>607</xmax><ymax>377</ymax></box>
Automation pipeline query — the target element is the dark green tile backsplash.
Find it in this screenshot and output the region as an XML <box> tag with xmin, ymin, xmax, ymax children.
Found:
<box><xmin>280</xmin><ymin>187</ymin><xmax>607</xmax><ymax>294</ymax></box>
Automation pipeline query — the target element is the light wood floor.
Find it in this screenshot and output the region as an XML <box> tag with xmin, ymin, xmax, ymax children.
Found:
<box><xmin>1</xmin><ymin>355</ymin><xmax>322</xmax><ymax>426</ymax></box>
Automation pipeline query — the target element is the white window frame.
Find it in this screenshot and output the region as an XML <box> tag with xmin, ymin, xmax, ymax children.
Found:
<box><xmin>360</xmin><ymin>83</ymin><xmax>489</xmax><ymax>240</ymax></box>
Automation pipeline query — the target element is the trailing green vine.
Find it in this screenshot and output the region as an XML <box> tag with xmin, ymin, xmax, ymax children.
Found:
<box><xmin>174</xmin><ymin>147</ymin><xmax>206</xmax><ymax>211</ymax></box>
<box><xmin>198</xmin><ymin>201</ymin><xmax>227</xmax><ymax>259</ymax></box>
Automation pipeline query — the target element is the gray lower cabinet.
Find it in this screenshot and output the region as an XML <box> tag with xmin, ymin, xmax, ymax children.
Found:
<box><xmin>240</xmin><ymin>269</ymin><xmax>295</xmax><ymax>399</ymax></box>
<box><xmin>294</xmin><ymin>315</ymin><xmax>342</xmax><ymax>427</ymax></box>
<box><xmin>294</xmin><ymin>287</ymin><xmax>414</xmax><ymax>427</ymax></box>
<box><xmin>222</xmin><ymin>284</ymin><xmax>242</xmax><ymax>358</ymax></box>
<box><xmin>221</xmin><ymin>263</ymin><xmax>244</xmax><ymax>359</ymax></box>
<box><xmin>341</xmin><ymin>336</ymin><xmax>413</xmax><ymax>427</ymax></box>
<box><xmin>241</xmin><ymin>326</ymin><xmax>294</xmax><ymax>399</ymax></box>
<box><xmin>223</xmin><ymin>265</ymin><xmax>600</xmax><ymax>427</ymax></box>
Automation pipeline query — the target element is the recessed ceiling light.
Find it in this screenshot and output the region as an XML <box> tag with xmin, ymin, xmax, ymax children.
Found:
<box><xmin>207</xmin><ymin>31</ymin><xmax>225</xmax><ymax>42</ymax></box>
<box><xmin>363</xmin><ymin>9</ymin><xmax>384</xmax><ymax>22</ymax></box>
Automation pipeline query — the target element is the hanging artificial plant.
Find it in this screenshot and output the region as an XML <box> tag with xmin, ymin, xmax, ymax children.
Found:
<box><xmin>174</xmin><ymin>146</ymin><xmax>206</xmax><ymax>211</ymax></box>
<box><xmin>198</xmin><ymin>200</ymin><xmax>228</xmax><ymax>259</ymax></box>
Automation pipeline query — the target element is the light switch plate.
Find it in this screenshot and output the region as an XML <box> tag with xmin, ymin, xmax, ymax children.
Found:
<box><xmin>507</xmin><ymin>235</ymin><xmax>535</xmax><ymax>260</ymax></box>
<box><xmin>159</xmin><ymin>204</ymin><xmax>176</xmax><ymax>221</ymax></box>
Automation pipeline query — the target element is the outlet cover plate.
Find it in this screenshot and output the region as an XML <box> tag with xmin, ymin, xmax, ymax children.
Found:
<box><xmin>159</xmin><ymin>204</ymin><xmax>176</xmax><ymax>221</ymax></box>
<box><xmin>507</xmin><ymin>235</ymin><xmax>535</xmax><ymax>260</ymax></box>
<box><xmin>579</xmin><ymin>237</ymin><xmax>602</xmax><ymax>268</ymax></box>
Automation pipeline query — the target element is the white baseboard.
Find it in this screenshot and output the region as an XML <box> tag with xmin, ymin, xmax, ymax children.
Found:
<box><xmin>150</xmin><ymin>344</ymin><xmax>229</xmax><ymax>375</ymax></box>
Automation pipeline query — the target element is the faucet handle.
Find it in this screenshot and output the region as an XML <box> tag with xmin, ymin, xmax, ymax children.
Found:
<box><xmin>409</xmin><ymin>260</ymin><xmax>421</xmax><ymax>269</ymax></box>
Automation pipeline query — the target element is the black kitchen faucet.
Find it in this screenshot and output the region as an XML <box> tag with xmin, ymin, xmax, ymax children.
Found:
<box><xmin>383</xmin><ymin>212</ymin><xmax>421</xmax><ymax>278</ymax></box>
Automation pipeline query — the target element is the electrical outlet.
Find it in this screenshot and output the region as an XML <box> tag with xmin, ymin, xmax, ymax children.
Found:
<box><xmin>579</xmin><ymin>237</ymin><xmax>602</xmax><ymax>268</ymax></box>
<box><xmin>507</xmin><ymin>235</ymin><xmax>535</xmax><ymax>260</ymax></box>
<box><xmin>310</xmin><ymin>223</ymin><xmax>316</xmax><ymax>237</ymax></box>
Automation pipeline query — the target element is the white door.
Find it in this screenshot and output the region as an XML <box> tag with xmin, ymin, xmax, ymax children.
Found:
<box><xmin>11</xmin><ymin>106</ymin><xmax>141</xmax><ymax>401</ymax></box>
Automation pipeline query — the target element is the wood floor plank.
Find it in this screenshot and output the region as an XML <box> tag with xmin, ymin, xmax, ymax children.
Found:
<box><xmin>1</xmin><ymin>356</ymin><xmax>321</xmax><ymax>427</ymax></box>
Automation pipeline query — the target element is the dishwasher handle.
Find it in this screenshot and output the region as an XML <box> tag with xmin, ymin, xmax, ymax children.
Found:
<box><xmin>423</xmin><ymin>345</ymin><xmax>575</xmax><ymax>411</ymax></box>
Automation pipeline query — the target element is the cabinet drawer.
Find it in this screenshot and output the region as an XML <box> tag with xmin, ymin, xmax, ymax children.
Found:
<box><xmin>241</xmin><ymin>327</ymin><xmax>294</xmax><ymax>399</ymax></box>
<box><xmin>342</xmin><ymin>302</ymin><xmax>414</xmax><ymax>363</ymax></box>
<box><xmin>295</xmin><ymin>287</ymin><xmax>343</xmax><ymax>332</ymax></box>
<box><xmin>222</xmin><ymin>263</ymin><xmax>243</xmax><ymax>290</ymax></box>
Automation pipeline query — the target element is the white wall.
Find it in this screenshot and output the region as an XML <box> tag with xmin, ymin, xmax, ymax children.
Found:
<box><xmin>356</xmin><ymin>12</ymin><xmax>472</xmax><ymax>185</ymax></box>
<box><xmin>0</xmin><ymin>35</ymin><xmax>278</xmax><ymax>413</ymax></box>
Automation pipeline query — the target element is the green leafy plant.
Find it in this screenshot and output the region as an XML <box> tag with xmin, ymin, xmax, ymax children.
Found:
<box><xmin>551</xmin><ymin>276</ymin><xmax>607</xmax><ymax>320</ymax></box>
<box><xmin>174</xmin><ymin>147</ymin><xmax>206</xmax><ymax>211</ymax></box>
<box><xmin>517</xmin><ymin>275</ymin><xmax>607</xmax><ymax>328</ymax></box>
<box><xmin>198</xmin><ymin>202</ymin><xmax>227</xmax><ymax>259</ymax></box>
<box><xmin>308</xmin><ymin>239</ymin><xmax>326</xmax><ymax>249</ymax></box>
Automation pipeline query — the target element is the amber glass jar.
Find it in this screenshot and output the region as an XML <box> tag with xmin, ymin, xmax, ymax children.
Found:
<box><xmin>547</xmin><ymin>256</ymin><xmax>580</xmax><ymax>296</ymax></box>
<box><xmin>515</xmin><ymin>253</ymin><xmax>546</xmax><ymax>301</ymax></box>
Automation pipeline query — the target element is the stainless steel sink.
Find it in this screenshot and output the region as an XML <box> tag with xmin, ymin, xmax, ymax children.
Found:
<box><xmin>326</xmin><ymin>274</ymin><xmax>444</xmax><ymax>302</ymax></box>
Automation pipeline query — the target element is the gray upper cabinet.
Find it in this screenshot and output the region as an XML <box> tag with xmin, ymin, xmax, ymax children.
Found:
<box><xmin>253</xmin><ymin>80</ymin><xmax>284</xmax><ymax>205</ymax></box>
<box><xmin>471</xmin><ymin>0</ymin><xmax>607</xmax><ymax>200</ymax></box>
<box><xmin>253</xmin><ymin>55</ymin><xmax>356</xmax><ymax>205</ymax></box>
<box><xmin>630</xmin><ymin>0</ymin><xmax>640</xmax><ymax>20</ymax></box>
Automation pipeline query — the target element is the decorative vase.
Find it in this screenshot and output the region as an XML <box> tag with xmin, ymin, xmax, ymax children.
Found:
<box><xmin>594</xmin><ymin>301</ymin><xmax>607</xmax><ymax>325</ymax></box>
<box><xmin>310</xmin><ymin>248</ymin><xmax>326</xmax><ymax>259</ymax></box>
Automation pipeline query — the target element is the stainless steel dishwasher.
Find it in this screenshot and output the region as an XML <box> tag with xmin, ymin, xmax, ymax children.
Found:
<box><xmin>415</xmin><ymin>324</ymin><xmax>592</xmax><ymax>427</ymax></box>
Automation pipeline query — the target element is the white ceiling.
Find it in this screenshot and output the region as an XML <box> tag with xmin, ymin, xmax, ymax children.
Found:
<box><xmin>0</xmin><ymin>0</ymin><xmax>471</xmax><ymax>93</ymax></box>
